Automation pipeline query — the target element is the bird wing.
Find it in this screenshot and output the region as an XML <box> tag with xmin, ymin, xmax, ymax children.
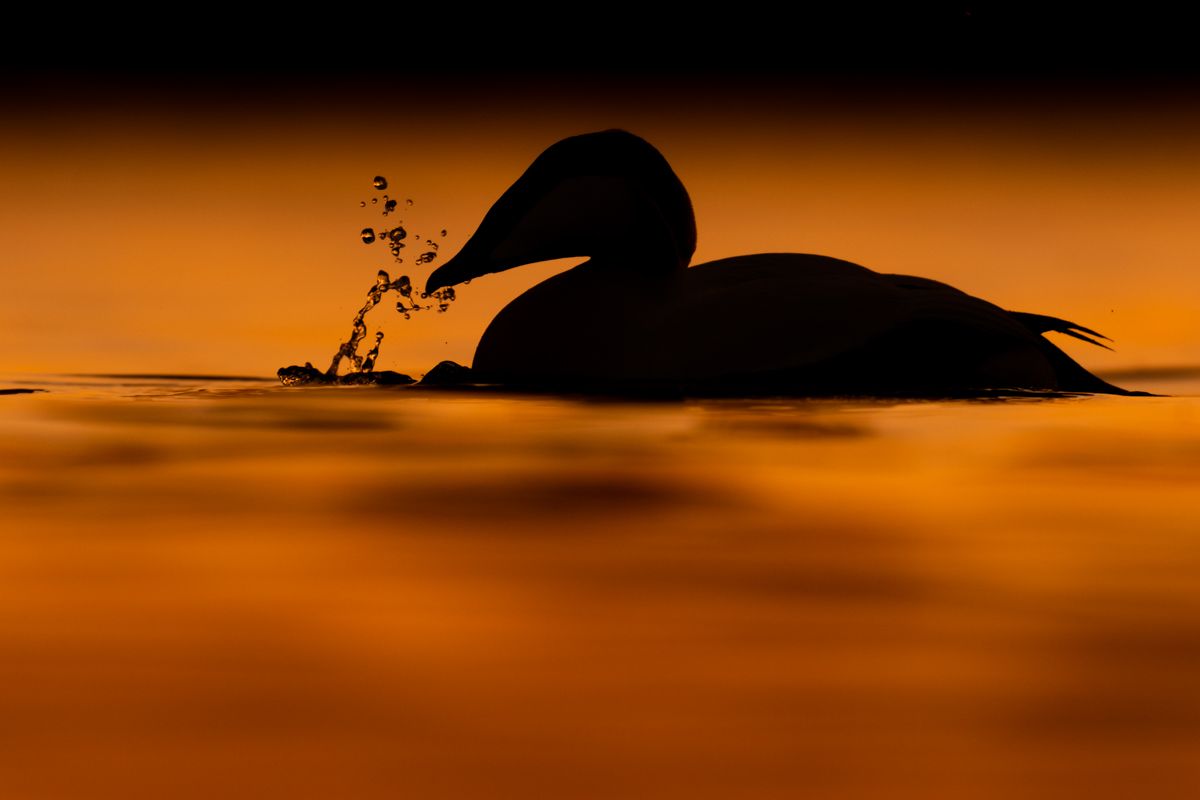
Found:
<box><xmin>657</xmin><ymin>254</ymin><xmax>916</xmax><ymax>379</ymax></box>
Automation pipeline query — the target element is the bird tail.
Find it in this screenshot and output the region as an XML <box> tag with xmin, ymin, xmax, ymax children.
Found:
<box><xmin>1008</xmin><ymin>311</ymin><xmax>1113</xmax><ymax>350</ymax></box>
<box><xmin>1009</xmin><ymin>311</ymin><xmax>1151</xmax><ymax>396</ymax></box>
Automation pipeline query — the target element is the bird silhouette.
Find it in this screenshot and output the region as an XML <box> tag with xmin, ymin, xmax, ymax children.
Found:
<box><xmin>426</xmin><ymin>130</ymin><xmax>1141</xmax><ymax>396</ymax></box>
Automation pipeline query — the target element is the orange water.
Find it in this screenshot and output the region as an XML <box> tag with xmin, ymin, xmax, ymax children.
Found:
<box><xmin>2</xmin><ymin>373</ymin><xmax>1199</xmax><ymax>798</ymax></box>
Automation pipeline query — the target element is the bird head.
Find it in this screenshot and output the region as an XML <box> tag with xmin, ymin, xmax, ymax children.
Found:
<box><xmin>425</xmin><ymin>130</ymin><xmax>696</xmax><ymax>293</ymax></box>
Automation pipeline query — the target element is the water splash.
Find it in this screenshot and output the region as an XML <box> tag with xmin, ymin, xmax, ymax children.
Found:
<box><xmin>361</xmin><ymin>331</ymin><xmax>384</xmax><ymax>372</ymax></box>
<box><xmin>325</xmin><ymin>269</ymin><xmax>392</xmax><ymax>376</ymax></box>
<box><xmin>278</xmin><ymin>177</ymin><xmax>459</xmax><ymax>386</ymax></box>
<box><xmin>306</xmin><ymin>266</ymin><xmax>458</xmax><ymax>379</ymax></box>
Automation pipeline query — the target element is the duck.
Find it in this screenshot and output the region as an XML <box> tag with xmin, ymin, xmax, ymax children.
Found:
<box><xmin>425</xmin><ymin>129</ymin><xmax>1141</xmax><ymax>396</ymax></box>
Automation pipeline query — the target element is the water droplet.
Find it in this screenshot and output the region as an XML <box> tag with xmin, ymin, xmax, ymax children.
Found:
<box><xmin>388</xmin><ymin>226</ymin><xmax>407</xmax><ymax>242</ymax></box>
<box><xmin>376</xmin><ymin>269</ymin><xmax>390</xmax><ymax>285</ymax></box>
<box><xmin>414</xmin><ymin>234</ymin><xmax>420</xmax><ymax>240</ymax></box>
<box><xmin>432</xmin><ymin>287</ymin><xmax>455</xmax><ymax>313</ymax></box>
<box><xmin>405</xmin><ymin>198</ymin><xmax>413</xmax><ymax>206</ymax></box>
<box><xmin>359</xmin><ymin>201</ymin><xmax>366</xmax><ymax>207</ymax></box>
<box><xmin>441</xmin><ymin>229</ymin><xmax>448</xmax><ymax>237</ymax></box>
<box><xmin>384</xmin><ymin>199</ymin><xmax>397</xmax><ymax>213</ymax></box>
<box><xmin>360</xmin><ymin>228</ymin><xmax>376</xmax><ymax>244</ymax></box>
<box><xmin>371</xmin><ymin>197</ymin><xmax>378</xmax><ymax>205</ymax></box>
<box><xmin>373</xmin><ymin>176</ymin><xmax>388</xmax><ymax>190</ymax></box>
<box><xmin>415</xmin><ymin>251</ymin><xmax>437</xmax><ymax>265</ymax></box>
<box><xmin>361</xmin><ymin>329</ymin><xmax>385</xmax><ymax>373</ymax></box>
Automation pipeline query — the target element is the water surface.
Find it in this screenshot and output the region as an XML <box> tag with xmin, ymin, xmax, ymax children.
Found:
<box><xmin>2</xmin><ymin>373</ymin><xmax>1199</xmax><ymax>798</ymax></box>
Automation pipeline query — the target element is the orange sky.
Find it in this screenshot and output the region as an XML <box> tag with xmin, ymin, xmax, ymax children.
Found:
<box><xmin>3</xmin><ymin>80</ymin><xmax>1199</xmax><ymax>377</ymax></box>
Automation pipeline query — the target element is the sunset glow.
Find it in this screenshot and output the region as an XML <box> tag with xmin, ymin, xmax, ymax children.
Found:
<box><xmin>5</xmin><ymin>18</ymin><xmax>1200</xmax><ymax>797</ymax></box>
<box><xmin>4</xmin><ymin>80</ymin><xmax>1198</xmax><ymax>378</ymax></box>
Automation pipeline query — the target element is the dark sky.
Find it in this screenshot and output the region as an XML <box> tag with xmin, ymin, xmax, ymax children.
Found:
<box><xmin>6</xmin><ymin>5</ymin><xmax>1200</xmax><ymax>85</ymax></box>
<box><xmin>2</xmin><ymin>4</ymin><xmax>1198</xmax><ymax>132</ymax></box>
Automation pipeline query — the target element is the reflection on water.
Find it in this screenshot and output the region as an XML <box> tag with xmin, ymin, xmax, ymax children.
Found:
<box><xmin>2</xmin><ymin>373</ymin><xmax>1200</xmax><ymax>798</ymax></box>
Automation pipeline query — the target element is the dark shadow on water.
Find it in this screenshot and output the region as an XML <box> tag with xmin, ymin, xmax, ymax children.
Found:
<box><xmin>354</xmin><ymin>471</ymin><xmax>748</xmax><ymax>523</ymax></box>
<box><xmin>278</xmin><ymin>379</ymin><xmax>1102</xmax><ymax>405</ymax></box>
<box><xmin>14</xmin><ymin>366</ymin><xmax>1175</xmax><ymax>404</ymax></box>
<box><xmin>698</xmin><ymin>415</ymin><xmax>870</xmax><ymax>439</ymax></box>
<box><xmin>281</xmin><ymin>358</ymin><xmax>1101</xmax><ymax>403</ymax></box>
<box><xmin>403</xmin><ymin>383</ymin><xmax>1096</xmax><ymax>403</ymax></box>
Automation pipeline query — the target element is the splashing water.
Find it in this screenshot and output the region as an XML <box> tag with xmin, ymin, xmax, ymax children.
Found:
<box><xmin>325</xmin><ymin>270</ymin><xmax>392</xmax><ymax>376</ymax></box>
<box><xmin>360</xmin><ymin>331</ymin><xmax>384</xmax><ymax>373</ymax></box>
<box><xmin>278</xmin><ymin>174</ymin><xmax>460</xmax><ymax>386</ymax></box>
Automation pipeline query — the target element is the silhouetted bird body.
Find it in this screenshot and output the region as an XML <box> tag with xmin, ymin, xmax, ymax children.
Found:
<box><xmin>426</xmin><ymin>130</ymin><xmax>1139</xmax><ymax>396</ymax></box>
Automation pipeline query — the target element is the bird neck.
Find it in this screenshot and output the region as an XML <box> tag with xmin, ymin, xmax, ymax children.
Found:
<box><xmin>591</xmin><ymin>196</ymin><xmax>691</xmax><ymax>281</ymax></box>
<box><xmin>573</xmin><ymin>249</ymin><xmax>681</xmax><ymax>304</ymax></box>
